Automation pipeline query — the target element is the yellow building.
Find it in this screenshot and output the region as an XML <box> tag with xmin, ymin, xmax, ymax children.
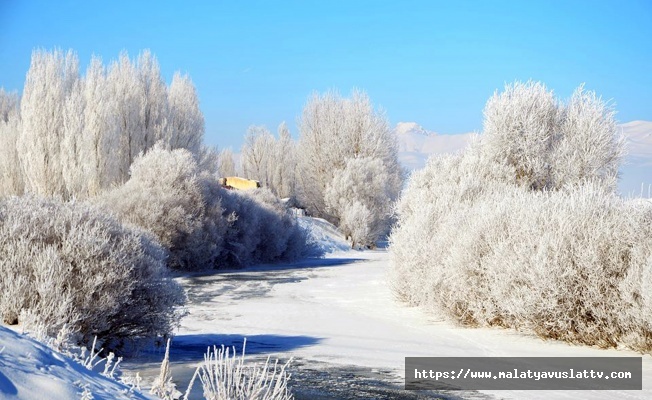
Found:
<box><xmin>219</xmin><ymin>177</ymin><xmax>261</xmax><ymax>190</ymax></box>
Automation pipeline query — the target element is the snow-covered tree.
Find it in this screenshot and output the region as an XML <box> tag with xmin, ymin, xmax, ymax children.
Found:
<box><xmin>0</xmin><ymin>88</ymin><xmax>19</xmax><ymax>122</ymax></box>
<box><xmin>240</xmin><ymin>122</ymin><xmax>298</xmax><ymax>198</ymax></box>
<box><xmin>481</xmin><ymin>80</ymin><xmax>559</xmax><ymax>190</ymax></box>
<box><xmin>105</xmin><ymin>52</ymin><xmax>141</xmax><ymax>182</ymax></box>
<box><xmin>219</xmin><ymin>187</ymin><xmax>314</xmax><ymax>267</ymax></box>
<box><xmin>271</xmin><ymin>122</ymin><xmax>296</xmax><ymax>199</ymax></box>
<box><xmin>552</xmin><ymin>85</ymin><xmax>623</xmax><ymax>190</ymax></box>
<box><xmin>136</xmin><ymin>50</ymin><xmax>168</xmax><ymax>149</ymax></box>
<box><xmin>18</xmin><ymin>49</ymin><xmax>80</xmax><ymax>198</ymax></box>
<box><xmin>0</xmin><ymin>91</ymin><xmax>23</xmax><ymax>197</ymax></box>
<box><xmin>218</xmin><ymin>148</ymin><xmax>237</xmax><ymax>177</ymax></box>
<box><xmin>80</xmin><ymin>56</ymin><xmax>121</xmax><ymax>195</ymax></box>
<box><xmin>8</xmin><ymin>49</ymin><xmax>206</xmax><ymax>199</ymax></box>
<box><xmin>100</xmin><ymin>145</ymin><xmax>228</xmax><ymax>271</ymax></box>
<box><xmin>241</xmin><ymin>125</ymin><xmax>274</xmax><ymax>187</ymax></box>
<box><xmin>296</xmin><ymin>90</ymin><xmax>402</xmax><ymax>243</ymax></box>
<box><xmin>324</xmin><ymin>157</ymin><xmax>393</xmax><ymax>248</ymax></box>
<box><xmin>195</xmin><ymin>144</ymin><xmax>220</xmax><ymax>175</ymax></box>
<box><xmin>101</xmin><ymin>146</ymin><xmax>314</xmax><ymax>271</ymax></box>
<box><xmin>481</xmin><ymin>80</ymin><xmax>623</xmax><ymax>191</ymax></box>
<box><xmin>165</xmin><ymin>72</ymin><xmax>203</xmax><ymax>154</ymax></box>
<box><xmin>61</xmin><ymin>74</ymin><xmax>86</xmax><ymax>197</ymax></box>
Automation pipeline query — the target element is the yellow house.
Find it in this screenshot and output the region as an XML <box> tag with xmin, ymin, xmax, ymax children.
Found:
<box><xmin>219</xmin><ymin>176</ymin><xmax>261</xmax><ymax>190</ymax></box>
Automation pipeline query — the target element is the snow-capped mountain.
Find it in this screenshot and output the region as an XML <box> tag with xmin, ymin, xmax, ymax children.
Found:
<box><xmin>394</xmin><ymin>122</ymin><xmax>474</xmax><ymax>171</ymax></box>
<box><xmin>619</xmin><ymin>120</ymin><xmax>652</xmax><ymax>197</ymax></box>
<box><xmin>394</xmin><ymin>120</ymin><xmax>652</xmax><ymax>197</ymax></box>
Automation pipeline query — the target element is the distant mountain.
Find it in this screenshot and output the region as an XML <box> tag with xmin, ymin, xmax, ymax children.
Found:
<box><xmin>394</xmin><ymin>122</ymin><xmax>474</xmax><ymax>170</ymax></box>
<box><xmin>619</xmin><ymin>120</ymin><xmax>652</xmax><ymax>197</ymax></box>
<box><xmin>394</xmin><ymin>120</ymin><xmax>652</xmax><ymax>197</ymax></box>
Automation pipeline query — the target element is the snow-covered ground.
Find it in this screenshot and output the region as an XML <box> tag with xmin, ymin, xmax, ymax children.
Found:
<box><xmin>0</xmin><ymin>326</ymin><xmax>151</xmax><ymax>399</ymax></box>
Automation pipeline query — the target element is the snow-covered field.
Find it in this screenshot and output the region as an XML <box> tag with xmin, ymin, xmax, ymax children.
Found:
<box><xmin>3</xmin><ymin>217</ymin><xmax>652</xmax><ymax>399</ymax></box>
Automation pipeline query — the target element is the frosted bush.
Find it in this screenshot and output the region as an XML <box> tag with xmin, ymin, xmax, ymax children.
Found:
<box><xmin>220</xmin><ymin>188</ymin><xmax>314</xmax><ymax>268</ymax></box>
<box><xmin>0</xmin><ymin>196</ymin><xmax>185</xmax><ymax>349</ymax></box>
<box><xmin>103</xmin><ymin>146</ymin><xmax>315</xmax><ymax>270</ymax></box>
<box><xmin>100</xmin><ymin>145</ymin><xmax>229</xmax><ymax>270</ymax></box>
<box><xmin>390</xmin><ymin>82</ymin><xmax>652</xmax><ymax>351</ymax></box>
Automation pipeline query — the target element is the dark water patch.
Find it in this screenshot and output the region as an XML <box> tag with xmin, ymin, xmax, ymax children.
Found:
<box><xmin>175</xmin><ymin>257</ymin><xmax>365</xmax><ymax>280</ymax></box>
<box><xmin>286</xmin><ymin>359</ymin><xmax>494</xmax><ymax>400</ymax></box>
<box><xmin>172</xmin><ymin>333</ymin><xmax>322</xmax><ymax>361</ymax></box>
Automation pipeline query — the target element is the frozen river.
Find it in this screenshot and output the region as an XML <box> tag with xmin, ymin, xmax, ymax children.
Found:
<box><xmin>122</xmin><ymin>249</ymin><xmax>652</xmax><ymax>400</ymax></box>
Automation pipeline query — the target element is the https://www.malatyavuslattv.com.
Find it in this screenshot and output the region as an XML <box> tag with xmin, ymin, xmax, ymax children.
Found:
<box><xmin>405</xmin><ymin>357</ymin><xmax>642</xmax><ymax>390</ymax></box>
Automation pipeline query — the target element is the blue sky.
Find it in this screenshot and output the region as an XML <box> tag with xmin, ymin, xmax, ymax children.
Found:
<box><xmin>1</xmin><ymin>0</ymin><xmax>651</xmax><ymax>150</ymax></box>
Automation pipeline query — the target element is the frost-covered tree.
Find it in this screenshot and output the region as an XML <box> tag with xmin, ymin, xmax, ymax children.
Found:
<box><xmin>481</xmin><ymin>80</ymin><xmax>559</xmax><ymax>190</ymax></box>
<box><xmin>0</xmin><ymin>93</ymin><xmax>23</xmax><ymax>198</ymax></box>
<box><xmin>6</xmin><ymin>49</ymin><xmax>205</xmax><ymax>199</ymax></box>
<box><xmin>165</xmin><ymin>72</ymin><xmax>203</xmax><ymax>154</ymax></box>
<box><xmin>106</xmin><ymin>50</ymin><xmax>170</xmax><ymax>182</ymax></box>
<box><xmin>195</xmin><ymin>144</ymin><xmax>220</xmax><ymax>175</ymax></box>
<box><xmin>552</xmin><ymin>85</ymin><xmax>623</xmax><ymax>190</ymax></box>
<box><xmin>241</xmin><ymin>125</ymin><xmax>274</xmax><ymax>187</ymax></box>
<box><xmin>218</xmin><ymin>148</ymin><xmax>237</xmax><ymax>177</ymax></box>
<box><xmin>136</xmin><ymin>50</ymin><xmax>168</xmax><ymax>149</ymax></box>
<box><xmin>324</xmin><ymin>157</ymin><xmax>393</xmax><ymax>248</ymax></box>
<box><xmin>481</xmin><ymin>80</ymin><xmax>623</xmax><ymax>191</ymax></box>
<box><xmin>61</xmin><ymin>74</ymin><xmax>86</xmax><ymax>197</ymax></box>
<box><xmin>271</xmin><ymin>122</ymin><xmax>297</xmax><ymax>199</ymax></box>
<box><xmin>100</xmin><ymin>146</ymin><xmax>228</xmax><ymax>271</ymax></box>
<box><xmin>296</xmin><ymin>90</ymin><xmax>402</xmax><ymax>242</ymax></box>
<box><xmin>0</xmin><ymin>88</ymin><xmax>19</xmax><ymax>122</ymax></box>
<box><xmin>219</xmin><ymin>187</ymin><xmax>314</xmax><ymax>267</ymax></box>
<box><xmin>80</xmin><ymin>56</ymin><xmax>121</xmax><ymax>194</ymax></box>
<box><xmin>101</xmin><ymin>146</ymin><xmax>314</xmax><ymax>271</ymax></box>
<box><xmin>241</xmin><ymin>122</ymin><xmax>297</xmax><ymax>198</ymax></box>
<box><xmin>18</xmin><ymin>49</ymin><xmax>80</xmax><ymax>198</ymax></box>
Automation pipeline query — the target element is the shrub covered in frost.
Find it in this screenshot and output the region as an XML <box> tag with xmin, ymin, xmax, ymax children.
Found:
<box><xmin>220</xmin><ymin>187</ymin><xmax>314</xmax><ymax>268</ymax></box>
<box><xmin>100</xmin><ymin>145</ymin><xmax>228</xmax><ymax>270</ymax></box>
<box><xmin>102</xmin><ymin>146</ymin><xmax>315</xmax><ymax>271</ymax></box>
<box><xmin>0</xmin><ymin>196</ymin><xmax>185</xmax><ymax>349</ymax></box>
<box><xmin>390</xmin><ymin>82</ymin><xmax>652</xmax><ymax>351</ymax></box>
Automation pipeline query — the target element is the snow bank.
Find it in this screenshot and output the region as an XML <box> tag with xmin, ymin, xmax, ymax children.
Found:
<box><xmin>0</xmin><ymin>326</ymin><xmax>150</xmax><ymax>400</ymax></box>
<box><xmin>297</xmin><ymin>216</ymin><xmax>350</xmax><ymax>253</ymax></box>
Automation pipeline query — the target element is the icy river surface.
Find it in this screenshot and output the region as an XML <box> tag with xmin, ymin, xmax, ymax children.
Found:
<box><xmin>122</xmin><ymin>249</ymin><xmax>652</xmax><ymax>400</ymax></box>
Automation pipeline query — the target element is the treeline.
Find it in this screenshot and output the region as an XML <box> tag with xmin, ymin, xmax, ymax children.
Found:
<box><xmin>1</xmin><ymin>49</ymin><xmax>206</xmax><ymax>199</ymax></box>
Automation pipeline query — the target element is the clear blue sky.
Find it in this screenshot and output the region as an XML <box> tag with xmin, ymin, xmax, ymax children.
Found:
<box><xmin>1</xmin><ymin>0</ymin><xmax>651</xmax><ymax>150</ymax></box>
